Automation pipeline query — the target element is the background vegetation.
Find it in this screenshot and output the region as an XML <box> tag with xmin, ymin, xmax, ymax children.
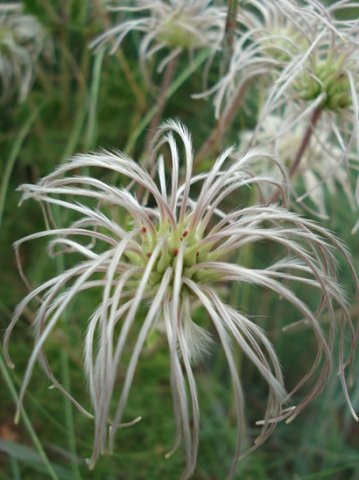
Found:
<box><xmin>0</xmin><ymin>1</ymin><xmax>358</xmax><ymax>479</ymax></box>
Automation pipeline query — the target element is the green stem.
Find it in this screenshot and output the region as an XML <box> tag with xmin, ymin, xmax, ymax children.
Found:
<box><xmin>61</xmin><ymin>350</ymin><xmax>82</xmax><ymax>479</ymax></box>
<box><xmin>59</xmin><ymin>1</ymin><xmax>71</xmax><ymax>118</ymax></box>
<box><xmin>9</xmin><ymin>455</ymin><xmax>21</xmax><ymax>480</ymax></box>
<box><xmin>94</xmin><ymin>0</ymin><xmax>147</xmax><ymax>110</ymax></box>
<box><xmin>0</xmin><ymin>354</ymin><xmax>60</xmax><ymax>480</ymax></box>
<box><xmin>124</xmin><ymin>49</ymin><xmax>212</xmax><ymax>156</ymax></box>
<box><xmin>54</xmin><ymin>219</ymin><xmax>82</xmax><ymax>479</ymax></box>
<box><xmin>61</xmin><ymin>101</ymin><xmax>88</xmax><ymax>161</ymax></box>
<box><xmin>84</xmin><ymin>48</ymin><xmax>106</xmax><ymax>151</ymax></box>
<box><xmin>228</xmin><ymin>188</ymin><xmax>257</xmax><ymax>383</ymax></box>
<box><xmin>0</xmin><ymin>105</ymin><xmax>44</xmax><ymax>231</ymax></box>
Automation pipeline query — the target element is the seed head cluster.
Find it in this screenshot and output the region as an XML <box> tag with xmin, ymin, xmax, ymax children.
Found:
<box><xmin>3</xmin><ymin>1</ymin><xmax>359</xmax><ymax>478</ymax></box>
<box><xmin>0</xmin><ymin>2</ymin><xmax>48</xmax><ymax>103</ymax></box>
<box><xmin>5</xmin><ymin>121</ymin><xmax>358</xmax><ymax>479</ymax></box>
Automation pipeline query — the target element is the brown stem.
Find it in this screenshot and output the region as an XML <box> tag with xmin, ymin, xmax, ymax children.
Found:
<box><xmin>194</xmin><ymin>79</ymin><xmax>250</xmax><ymax>167</ymax></box>
<box><xmin>132</xmin><ymin>56</ymin><xmax>179</xmax><ymax>204</ymax></box>
<box><xmin>144</xmin><ymin>55</ymin><xmax>179</xmax><ymax>150</ymax></box>
<box><xmin>269</xmin><ymin>106</ymin><xmax>322</xmax><ymax>204</ymax></box>
<box><xmin>222</xmin><ymin>0</ymin><xmax>238</xmax><ymax>71</ymax></box>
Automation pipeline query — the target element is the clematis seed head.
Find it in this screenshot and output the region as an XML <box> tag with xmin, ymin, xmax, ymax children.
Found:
<box><xmin>5</xmin><ymin>120</ymin><xmax>358</xmax><ymax>479</ymax></box>
<box><xmin>295</xmin><ymin>57</ymin><xmax>352</xmax><ymax>112</ymax></box>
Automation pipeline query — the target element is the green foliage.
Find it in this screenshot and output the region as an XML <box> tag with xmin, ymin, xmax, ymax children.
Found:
<box><xmin>0</xmin><ymin>1</ymin><xmax>358</xmax><ymax>479</ymax></box>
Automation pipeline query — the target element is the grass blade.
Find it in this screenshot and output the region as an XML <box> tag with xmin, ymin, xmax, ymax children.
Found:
<box><xmin>125</xmin><ymin>49</ymin><xmax>211</xmax><ymax>155</ymax></box>
<box><xmin>0</xmin><ymin>353</ymin><xmax>60</xmax><ymax>480</ymax></box>
<box><xmin>0</xmin><ymin>105</ymin><xmax>44</xmax><ymax>231</ymax></box>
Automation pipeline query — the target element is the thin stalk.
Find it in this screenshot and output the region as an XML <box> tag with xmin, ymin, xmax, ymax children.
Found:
<box><xmin>61</xmin><ymin>16</ymin><xmax>91</xmax><ymax>160</ymax></box>
<box><xmin>144</xmin><ymin>55</ymin><xmax>179</xmax><ymax>150</ymax></box>
<box><xmin>78</xmin><ymin>0</ymin><xmax>89</xmax><ymax>25</ymax></box>
<box><xmin>61</xmin><ymin>101</ymin><xmax>87</xmax><ymax>161</ymax></box>
<box><xmin>0</xmin><ymin>300</ymin><xmax>11</xmax><ymax>316</ymax></box>
<box><xmin>288</xmin><ymin>107</ymin><xmax>322</xmax><ymax>177</ymax></box>
<box><xmin>38</xmin><ymin>0</ymin><xmax>61</xmax><ymax>23</ymax></box>
<box><xmin>9</xmin><ymin>364</ymin><xmax>81</xmax><ymax>440</ymax></box>
<box><xmin>194</xmin><ymin>79</ymin><xmax>250</xmax><ymax>167</ymax></box>
<box><xmin>269</xmin><ymin>106</ymin><xmax>322</xmax><ymax>204</ymax></box>
<box><xmin>59</xmin><ymin>1</ymin><xmax>71</xmax><ymax>118</ymax></box>
<box><xmin>84</xmin><ymin>47</ymin><xmax>105</xmax><ymax>150</ymax></box>
<box><xmin>117</xmin><ymin>49</ymin><xmax>147</xmax><ymax>111</ymax></box>
<box><xmin>55</xmin><ymin>215</ymin><xmax>81</xmax><ymax>479</ymax></box>
<box><xmin>228</xmin><ymin>188</ymin><xmax>257</xmax><ymax>384</ymax></box>
<box><xmin>221</xmin><ymin>0</ymin><xmax>238</xmax><ymax>74</ymax></box>
<box><xmin>0</xmin><ymin>354</ymin><xmax>60</xmax><ymax>480</ymax></box>
<box><xmin>124</xmin><ymin>49</ymin><xmax>211</xmax><ymax>156</ymax></box>
<box><xmin>61</xmin><ymin>71</ymin><xmax>88</xmax><ymax>160</ymax></box>
<box><xmin>0</xmin><ymin>105</ymin><xmax>44</xmax><ymax>231</ymax></box>
<box><xmin>229</xmin><ymin>242</ymin><xmax>255</xmax><ymax>313</ymax></box>
<box><xmin>10</xmin><ymin>456</ymin><xmax>21</xmax><ymax>480</ymax></box>
<box><xmin>60</xmin><ymin>350</ymin><xmax>82</xmax><ymax>480</ymax></box>
<box><xmin>94</xmin><ymin>0</ymin><xmax>147</xmax><ymax>110</ymax></box>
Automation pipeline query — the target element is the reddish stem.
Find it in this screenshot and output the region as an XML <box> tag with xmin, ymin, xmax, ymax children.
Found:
<box><xmin>194</xmin><ymin>79</ymin><xmax>249</xmax><ymax>167</ymax></box>
<box><xmin>144</xmin><ymin>56</ymin><xmax>179</xmax><ymax>150</ymax></box>
<box><xmin>270</xmin><ymin>106</ymin><xmax>322</xmax><ymax>204</ymax></box>
<box><xmin>223</xmin><ymin>0</ymin><xmax>238</xmax><ymax>55</ymax></box>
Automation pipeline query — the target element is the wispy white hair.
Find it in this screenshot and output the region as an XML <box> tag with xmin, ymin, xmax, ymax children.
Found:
<box><xmin>91</xmin><ymin>0</ymin><xmax>227</xmax><ymax>79</ymax></box>
<box><xmin>241</xmin><ymin>113</ymin><xmax>358</xmax><ymax>219</ymax></box>
<box><xmin>5</xmin><ymin>120</ymin><xmax>358</xmax><ymax>479</ymax></box>
<box><xmin>0</xmin><ymin>3</ymin><xmax>48</xmax><ymax>103</ymax></box>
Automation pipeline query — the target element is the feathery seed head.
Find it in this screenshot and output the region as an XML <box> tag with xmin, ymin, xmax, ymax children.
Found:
<box><xmin>242</xmin><ymin>1</ymin><xmax>313</xmax><ymax>64</ymax></box>
<box><xmin>197</xmin><ymin>0</ymin><xmax>323</xmax><ymax>118</ymax></box>
<box><xmin>255</xmin><ymin>9</ymin><xmax>359</xmax><ymax>203</ymax></box>
<box><xmin>5</xmin><ymin>121</ymin><xmax>358</xmax><ymax>479</ymax></box>
<box><xmin>155</xmin><ymin>10</ymin><xmax>203</xmax><ymax>50</ymax></box>
<box><xmin>242</xmin><ymin>114</ymin><xmax>357</xmax><ymax>217</ymax></box>
<box><xmin>0</xmin><ymin>3</ymin><xmax>48</xmax><ymax>103</ymax></box>
<box><xmin>91</xmin><ymin>1</ymin><xmax>226</xmax><ymax>75</ymax></box>
<box><xmin>260</xmin><ymin>25</ymin><xmax>307</xmax><ymax>63</ymax></box>
<box><xmin>295</xmin><ymin>55</ymin><xmax>353</xmax><ymax>112</ymax></box>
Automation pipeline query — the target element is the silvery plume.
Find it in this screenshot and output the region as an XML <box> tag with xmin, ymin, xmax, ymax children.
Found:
<box><xmin>195</xmin><ymin>0</ymin><xmax>326</xmax><ymax>118</ymax></box>
<box><xmin>91</xmin><ymin>0</ymin><xmax>227</xmax><ymax>80</ymax></box>
<box><xmin>0</xmin><ymin>3</ymin><xmax>48</xmax><ymax>104</ymax></box>
<box><xmin>241</xmin><ymin>113</ymin><xmax>357</xmax><ymax>219</ymax></box>
<box><xmin>256</xmin><ymin>4</ymin><xmax>359</xmax><ymax>197</ymax></box>
<box><xmin>5</xmin><ymin>121</ymin><xmax>358</xmax><ymax>479</ymax></box>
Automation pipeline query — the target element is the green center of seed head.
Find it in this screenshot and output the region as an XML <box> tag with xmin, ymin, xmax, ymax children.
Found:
<box><xmin>262</xmin><ymin>26</ymin><xmax>306</xmax><ymax>63</ymax></box>
<box><xmin>133</xmin><ymin>221</ymin><xmax>213</xmax><ymax>286</ymax></box>
<box><xmin>0</xmin><ymin>26</ymin><xmax>12</xmax><ymax>54</ymax></box>
<box><xmin>295</xmin><ymin>57</ymin><xmax>352</xmax><ymax>112</ymax></box>
<box><xmin>157</xmin><ymin>12</ymin><xmax>200</xmax><ymax>50</ymax></box>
